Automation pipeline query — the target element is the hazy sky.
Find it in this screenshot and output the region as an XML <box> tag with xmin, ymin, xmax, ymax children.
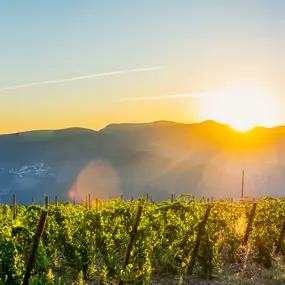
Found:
<box><xmin>1</xmin><ymin>1</ymin><xmax>285</xmax><ymax>133</ymax></box>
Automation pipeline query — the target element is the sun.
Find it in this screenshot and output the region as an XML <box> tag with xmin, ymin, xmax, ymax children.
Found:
<box><xmin>202</xmin><ymin>85</ymin><xmax>278</xmax><ymax>132</ymax></box>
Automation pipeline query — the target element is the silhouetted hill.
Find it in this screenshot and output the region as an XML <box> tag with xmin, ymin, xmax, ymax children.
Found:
<box><xmin>1</xmin><ymin>120</ymin><xmax>285</xmax><ymax>204</ymax></box>
<box><xmin>101</xmin><ymin>120</ymin><xmax>285</xmax><ymax>162</ymax></box>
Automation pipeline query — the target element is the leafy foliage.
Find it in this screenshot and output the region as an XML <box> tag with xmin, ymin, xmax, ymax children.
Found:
<box><xmin>0</xmin><ymin>196</ymin><xmax>285</xmax><ymax>284</ymax></box>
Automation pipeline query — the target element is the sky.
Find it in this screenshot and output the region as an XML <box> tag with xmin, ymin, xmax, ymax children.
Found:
<box><xmin>1</xmin><ymin>1</ymin><xmax>285</xmax><ymax>133</ymax></box>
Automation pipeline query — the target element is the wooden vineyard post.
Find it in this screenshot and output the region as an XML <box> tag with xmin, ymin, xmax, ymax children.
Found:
<box><xmin>117</xmin><ymin>205</ymin><xmax>143</xmax><ymax>285</ymax></box>
<box><xmin>276</xmin><ymin>219</ymin><xmax>285</xmax><ymax>254</ymax></box>
<box><xmin>96</xmin><ymin>198</ymin><xmax>99</xmax><ymax>211</ymax></box>
<box><xmin>88</xmin><ymin>193</ymin><xmax>91</xmax><ymax>209</ymax></box>
<box><xmin>22</xmin><ymin>210</ymin><xmax>48</xmax><ymax>285</ymax></box>
<box><xmin>171</xmin><ymin>193</ymin><xmax>174</xmax><ymax>203</ymax></box>
<box><xmin>32</xmin><ymin>197</ymin><xmax>35</xmax><ymax>206</ymax></box>
<box><xmin>241</xmin><ymin>170</ymin><xmax>245</xmax><ymax>198</ymax></box>
<box><xmin>187</xmin><ymin>204</ymin><xmax>212</xmax><ymax>275</ymax></box>
<box><xmin>146</xmin><ymin>193</ymin><xmax>149</xmax><ymax>202</ymax></box>
<box><xmin>243</xmin><ymin>202</ymin><xmax>257</xmax><ymax>245</ymax></box>
<box><xmin>131</xmin><ymin>196</ymin><xmax>133</xmax><ymax>203</ymax></box>
<box><xmin>120</xmin><ymin>194</ymin><xmax>124</xmax><ymax>200</ymax></box>
<box><xmin>13</xmin><ymin>193</ymin><xmax>17</xmax><ymax>220</ymax></box>
<box><xmin>85</xmin><ymin>196</ymin><xmax>88</xmax><ymax>209</ymax></box>
<box><xmin>59</xmin><ymin>196</ymin><xmax>62</xmax><ymax>205</ymax></box>
<box><xmin>73</xmin><ymin>196</ymin><xmax>75</xmax><ymax>206</ymax></box>
<box><xmin>55</xmin><ymin>195</ymin><xmax>58</xmax><ymax>207</ymax></box>
<box><xmin>45</xmin><ymin>195</ymin><xmax>49</xmax><ymax>209</ymax></box>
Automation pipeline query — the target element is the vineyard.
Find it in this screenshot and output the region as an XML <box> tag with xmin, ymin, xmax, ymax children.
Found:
<box><xmin>1</xmin><ymin>196</ymin><xmax>285</xmax><ymax>284</ymax></box>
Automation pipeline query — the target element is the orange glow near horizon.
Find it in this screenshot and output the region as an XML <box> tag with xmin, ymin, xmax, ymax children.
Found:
<box><xmin>201</xmin><ymin>85</ymin><xmax>279</xmax><ymax>132</ymax></box>
<box><xmin>0</xmin><ymin>85</ymin><xmax>281</xmax><ymax>135</ymax></box>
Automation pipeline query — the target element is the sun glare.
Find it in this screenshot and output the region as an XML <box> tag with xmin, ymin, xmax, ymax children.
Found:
<box><xmin>202</xmin><ymin>85</ymin><xmax>278</xmax><ymax>132</ymax></box>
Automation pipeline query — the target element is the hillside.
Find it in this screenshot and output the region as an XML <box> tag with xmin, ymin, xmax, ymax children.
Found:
<box><xmin>1</xmin><ymin>120</ymin><xmax>285</xmax><ymax>204</ymax></box>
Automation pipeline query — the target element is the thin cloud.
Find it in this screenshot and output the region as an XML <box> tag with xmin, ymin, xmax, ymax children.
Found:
<box><xmin>0</xmin><ymin>66</ymin><xmax>163</xmax><ymax>92</ymax></box>
<box><xmin>116</xmin><ymin>91</ymin><xmax>211</xmax><ymax>102</ymax></box>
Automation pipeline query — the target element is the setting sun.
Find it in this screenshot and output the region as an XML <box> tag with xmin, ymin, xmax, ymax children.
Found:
<box><xmin>202</xmin><ymin>85</ymin><xmax>278</xmax><ymax>132</ymax></box>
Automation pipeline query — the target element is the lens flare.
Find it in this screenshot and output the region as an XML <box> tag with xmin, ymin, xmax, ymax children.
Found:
<box><xmin>68</xmin><ymin>160</ymin><xmax>120</xmax><ymax>203</ymax></box>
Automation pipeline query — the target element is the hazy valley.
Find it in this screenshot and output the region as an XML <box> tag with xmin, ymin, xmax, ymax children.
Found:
<box><xmin>1</xmin><ymin>120</ymin><xmax>285</xmax><ymax>204</ymax></box>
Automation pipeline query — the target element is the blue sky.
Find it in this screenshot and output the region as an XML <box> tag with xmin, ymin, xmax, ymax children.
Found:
<box><xmin>1</xmin><ymin>1</ymin><xmax>285</xmax><ymax>133</ymax></box>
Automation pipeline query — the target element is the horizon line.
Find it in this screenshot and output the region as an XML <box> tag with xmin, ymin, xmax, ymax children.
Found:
<box><xmin>0</xmin><ymin>119</ymin><xmax>281</xmax><ymax>136</ymax></box>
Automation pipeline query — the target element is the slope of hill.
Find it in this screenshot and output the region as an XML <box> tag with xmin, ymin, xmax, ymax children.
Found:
<box><xmin>101</xmin><ymin>120</ymin><xmax>285</xmax><ymax>163</ymax></box>
<box><xmin>1</xmin><ymin>120</ymin><xmax>285</xmax><ymax>204</ymax></box>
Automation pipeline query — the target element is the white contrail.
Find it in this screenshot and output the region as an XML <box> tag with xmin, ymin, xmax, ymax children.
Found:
<box><xmin>116</xmin><ymin>91</ymin><xmax>213</xmax><ymax>102</ymax></box>
<box><xmin>0</xmin><ymin>66</ymin><xmax>163</xmax><ymax>92</ymax></box>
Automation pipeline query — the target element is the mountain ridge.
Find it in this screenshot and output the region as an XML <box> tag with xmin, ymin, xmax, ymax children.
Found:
<box><xmin>3</xmin><ymin>119</ymin><xmax>285</xmax><ymax>137</ymax></box>
<box><xmin>1</xmin><ymin>120</ymin><xmax>285</xmax><ymax>204</ymax></box>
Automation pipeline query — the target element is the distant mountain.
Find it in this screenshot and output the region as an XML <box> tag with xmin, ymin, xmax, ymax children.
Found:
<box><xmin>1</xmin><ymin>120</ymin><xmax>285</xmax><ymax>204</ymax></box>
